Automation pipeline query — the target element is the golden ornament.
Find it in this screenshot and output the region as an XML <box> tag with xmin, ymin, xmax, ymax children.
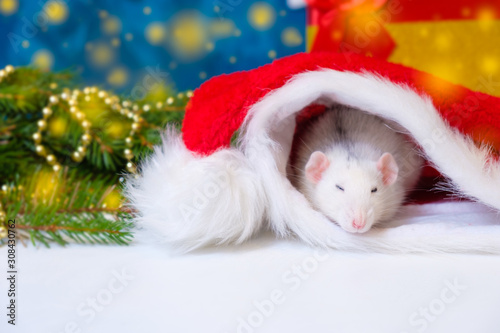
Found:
<box><xmin>81</xmin><ymin>120</ymin><xmax>91</xmax><ymax>129</ymax></box>
<box><xmin>81</xmin><ymin>133</ymin><xmax>92</xmax><ymax>145</ymax></box>
<box><xmin>33</xmin><ymin>132</ymin><xmax>42</xmax><ymax>143</ymax></box>
<box><xmin>46</xmin><ymin>154</ymin><xmax>56</xmax><ymax>165</ymax></box>
<box><xmin>125</xmin><ymin>136</ymin><xmax>133</xmax><ymax>147</ymax></box>
<box><xmin>42</xmin><ymin>107</ymin><xmax>52</xmax><ymax>118</ymax></box>
<box><xmin>35</xmin><ymin>145</ymin><xmax>47</xmax><ymax>156</ymax></box>
<box><xmin>126</xmin><ymin>162</ymin><xmax>136</xmax><ymax>173</ymax></box>
<box><xmin>49</xmin><ymin>95</ymin><xmax>59</xmax><ymax>104</ymax></box>
<box><xmin>124</xmin><ymin>149</ymin><xmax>134</xmax><ymax>160</ymax></box>
<box><xmin>72</xmin><ymin>151</ymin><xmax>83</xmax><ymax>162</ymax></box>
<box><xmin>37</xmin><ymin>119</ymin><xmax>47</xmax><ymax>130</ymax></box>
<box><xmin>0</xmin><ymin>226</ymin><xmax>7</xmax><ymax>239</ymax></box>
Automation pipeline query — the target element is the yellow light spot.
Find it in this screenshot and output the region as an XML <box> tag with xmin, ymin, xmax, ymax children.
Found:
<box><xmin>229</xmin><ymin>56</ymin><xmax>236</xmax><ymax>64</ymax></box>
<box><xmin>199</xmin><ymin>71</ymin><xmax>207</xmax><ymax>79</ymax></box>
<box><xmin>205</xmin><ymin>42</ymin><xmax>214</xmax><ymax>51</ymax></box>
<box><xmin>210</xmin><ymin>20</ymin><xmax>235</xmax><ymax>37</ymax></box>
<box><xmin>107</xmin><ymin>67</ymin><xmax>129</xmax><ymax>87</ymax></box>
<box><xmin>48</xmin><ymin>117</ymin><xmax>67</xmax><ymax>138</ymax></box>
<box><xmin>43</xmin><ymin>0</ymin><xmax>69</xmax><ymax>24</ymax></box>
<box><xmin>101</xmin><ymin>16</ymin><xmax>122</xmax><ymax>35</ymax></box>
<box><xmin>111</xmin><ymin>38</ymin><xmax>120</xmax><ymax>47</ymax></box>
<box><xmin>99</xmin><ymin>10</ymin><xmax>108</xmax><ymax>19</ymax></box>
<box><xmin>268</xmin><ymin>50</ymin><xmax>276</xmax><ymax>59</ymax></box>
<box><xmin>31</xmin><ymin>49</ymin><xmax>54</xmax><ymax>70</ymax></box>
<box><xmin>145</xmin><ymin>22</ymin><xmax>166</xmax><ymax>45</ymax></box>
<box><xmin>170</xmin><ymin>11</ymin><xmax>207</xmax><ymax>59</ymax></box>
<box><xmin>248</xmin><ymin>2</ymin><xmax>276</xmax><ymax>31</ymax></box>
<box><xmin>105</xmin><ymin>121</ymin><xmax>126</xmax><ymax>138</ymax></box>
<box><xmin>143</xmin><ymin>6</ymin><xmax>152</xmax><ymax>15</ymax></box>
<box><xmin>481</xmin><ymin>56</ymin><xmax>498</xmax><ymax>74</ymax></box>
<box><xmin>34</xmin><ymin>170</ymin><xmax>59</xmax><ymax>202</ymax></box>
<box><xmin>22</xmin><ymin>40</ymin><xmax>29</xmax><ymax>48</ymax></box>
<box><xmin>281</xmin><ymin>27</ymin><xmax>303</xmax><ymax>47</ymax></box>
<box><xmin>88</xmin><ymin>43</ymin><xmax>114</xmax><ymax>67</ymax></box>
<box><xmin>419</xmin><ymin>28</ymin><xmax>429</xmax><ymax>37</ymax></box>
<box><xmin>125</xmin><ymin>33</ymin><xmax>133</xmax><ymax>41</ymax></box>
<box><xmin>234</xmin><ymin>29</ymin><xmax>241</xmax><ymax>37</ymax></box>
<box><xmin>103</xmin><ymin>190</ymin><xmax>122</xmax><ymax>209</ymax></box>
<box><xmin>0</xmin><ymin>0</ymin><xmax>18</xmax><ymax>16</ymax></box>
<box><xmin>461</xmin><ymin>7</ymin><xmax>471</xmax><ymax>17</ymax></box>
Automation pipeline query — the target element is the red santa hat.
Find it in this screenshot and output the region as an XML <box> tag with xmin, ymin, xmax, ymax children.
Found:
<box><xmin>126</xmin><ymin>52</ymin><xmax>500</xmax><ymax>253</ymax></box>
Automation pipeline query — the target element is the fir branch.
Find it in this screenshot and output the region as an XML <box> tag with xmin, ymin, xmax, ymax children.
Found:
<box><xmin>0</xmin><ymin>66</ymin><xmax>190</xmax><ymax>247</ymax></box>
<box><xmin>0</xmin><ymin>167</ymin><xmax>134</xmax><ymax>247</ymax></box>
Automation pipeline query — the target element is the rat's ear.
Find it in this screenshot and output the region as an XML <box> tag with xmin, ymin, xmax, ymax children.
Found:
<box><xmin>377</xmin><ymin>152</ymin><xmax>399</xmax><ymax>186</ymax></box>
<box><xmin>305</xmin><ymin>151</ymin><xmax>330</xmax><ymax>184</ymax></box>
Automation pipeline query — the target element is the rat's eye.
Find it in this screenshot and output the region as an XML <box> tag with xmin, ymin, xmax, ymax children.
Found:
<box><xmin>336</xmin><ymin>185</ymin><xmax>344</xmax><ymax>191</ymax></box>
<box><xmin>371</xmin><ymin>187</ymin><xmax>378</xmax><ymax>193</ymax></box>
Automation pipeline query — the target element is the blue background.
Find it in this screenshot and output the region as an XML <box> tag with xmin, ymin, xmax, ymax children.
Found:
<box><xmin>0</xmin><ymin>0</ymin><xmax>305</xmax><ymax>94</ymax></box>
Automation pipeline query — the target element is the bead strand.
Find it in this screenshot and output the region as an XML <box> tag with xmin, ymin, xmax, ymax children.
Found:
<box><xmin>32</xmin><ymin>85</ymin><xmax>192</xmax><ymax>173</ymax></box>
<box><xmin>0</xmin><ymin>65</ymin><xmax>15</xmax><ymax>83</ymax></box>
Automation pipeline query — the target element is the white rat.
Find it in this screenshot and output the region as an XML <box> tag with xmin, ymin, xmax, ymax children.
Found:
<box><xmin>290</xmin><ymin>105</ymin><xmax>423</xmax><ymax>233</ymax></box>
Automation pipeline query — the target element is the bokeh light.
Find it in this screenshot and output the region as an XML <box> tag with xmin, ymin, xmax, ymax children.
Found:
<box><xmin>101</xmin><ymin>16</ymin><xmax>122</xmax><ymax>35</ymax></box>
<box><xmin>107</xmin><ymin>67</ymin><xmax>129</xmax><ymax>87</ymax></box>
<box><xmin>103</xmin><ymin>190</ymin><xmax>123</xmax><ymax>209</ymax></box>
<box><xmin>145</xmin><ymin>22</ymin><xmax>167</xmax><ymax>45</ymax></box>
<box><xmin>248</xmin><ymin>2</ymin><xmax>276</xmax><ymax>31</ymax></box>
<box><xmin>31</xmin><ymin>49</ymin><xmax>54</xmax><ymax>70</ymax></box>
<box><xmin>87</xmin><ymin>43</ymin><xmax>115</xmax><ymax>68</ymax></box>
<box><xmin>0</xmin><ymin>0</ymin><xmax>18</xmax><ymax>15</ymax></box>
<box><xmin>169</xmin><ymin>11</ymin><xmax>207</xmax><ymax>61</ymax></box>
<box><xmin>281</xmin><ymin>27</ymin><xmax>303</xmax><ymax>47</ymax></box>
<box><xmin>48</xmin><ymin>117</ymin><xmax>68</xmax><ymax>138</ymax></box>
<box><xmin>210</xmin><ymin>20</ymin><xmax>236</xmax><ymax>38</ymax></box>
<box><xmin>43</xmin><ymin>0</ymin><xmax>69</xmax><ymax>25</ymax></box>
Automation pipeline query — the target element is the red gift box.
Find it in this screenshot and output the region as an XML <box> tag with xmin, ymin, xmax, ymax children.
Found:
<box><xmin>306</xmin><ymin>0</ymin><xmax>499</xmax><ymax>59</ymax></box>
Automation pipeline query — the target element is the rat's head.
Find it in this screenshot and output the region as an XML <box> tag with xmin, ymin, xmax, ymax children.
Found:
<box><xmin>304</xmin><ymin>150</ymin><xmax>402</xmax><ymax>233</ymax></box>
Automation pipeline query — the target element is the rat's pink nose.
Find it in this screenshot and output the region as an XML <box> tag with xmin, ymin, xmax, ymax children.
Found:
<box><xmin>352</xmin><ymin>219</ymin><xmax>366</xmax><ymax>230</ymax></box>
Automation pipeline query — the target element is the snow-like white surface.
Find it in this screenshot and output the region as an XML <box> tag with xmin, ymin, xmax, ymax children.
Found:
<box><xmin>1</xmin><ymin>202</ymin><xmax>500</xmax><ymax>333</ymax></box>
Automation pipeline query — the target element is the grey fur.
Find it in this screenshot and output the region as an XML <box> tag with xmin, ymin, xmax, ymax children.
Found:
<box><xmin>289</xmin><ymin>104</ymin><xmax>424</xmax><ymax>231</ymax></box>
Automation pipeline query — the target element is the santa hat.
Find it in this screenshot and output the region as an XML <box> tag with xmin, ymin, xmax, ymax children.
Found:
<box><xmin>126</xmin><ymin>52</ymin><xmax>500</xmax><ymax>253</ymax></box>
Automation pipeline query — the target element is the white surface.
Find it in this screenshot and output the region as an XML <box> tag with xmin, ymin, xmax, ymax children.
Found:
<box><xmin>2</xmin><ymin>202</ymin><xmax>500</xmax><ymax>333</ymax></box>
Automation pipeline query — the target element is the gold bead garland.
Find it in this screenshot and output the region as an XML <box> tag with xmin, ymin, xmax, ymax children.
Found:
<box><xmin>0</xmin><ymin>65</ymin><xmax>15</xmax><ymax>83</ymax></box>
<box><xmin>32</xmin><ymin>84</ymin><xmax>193</xmax><ymax>173</ymax></box>
<box><xmin>33</xmin><ymin>92</ymin><xmax>88</xmax><ymax>172</ymax></box>
<box><xmin>0</xmin><ymin>198</ymin><xmax>7</xmax><ymax>240</ymax></box>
